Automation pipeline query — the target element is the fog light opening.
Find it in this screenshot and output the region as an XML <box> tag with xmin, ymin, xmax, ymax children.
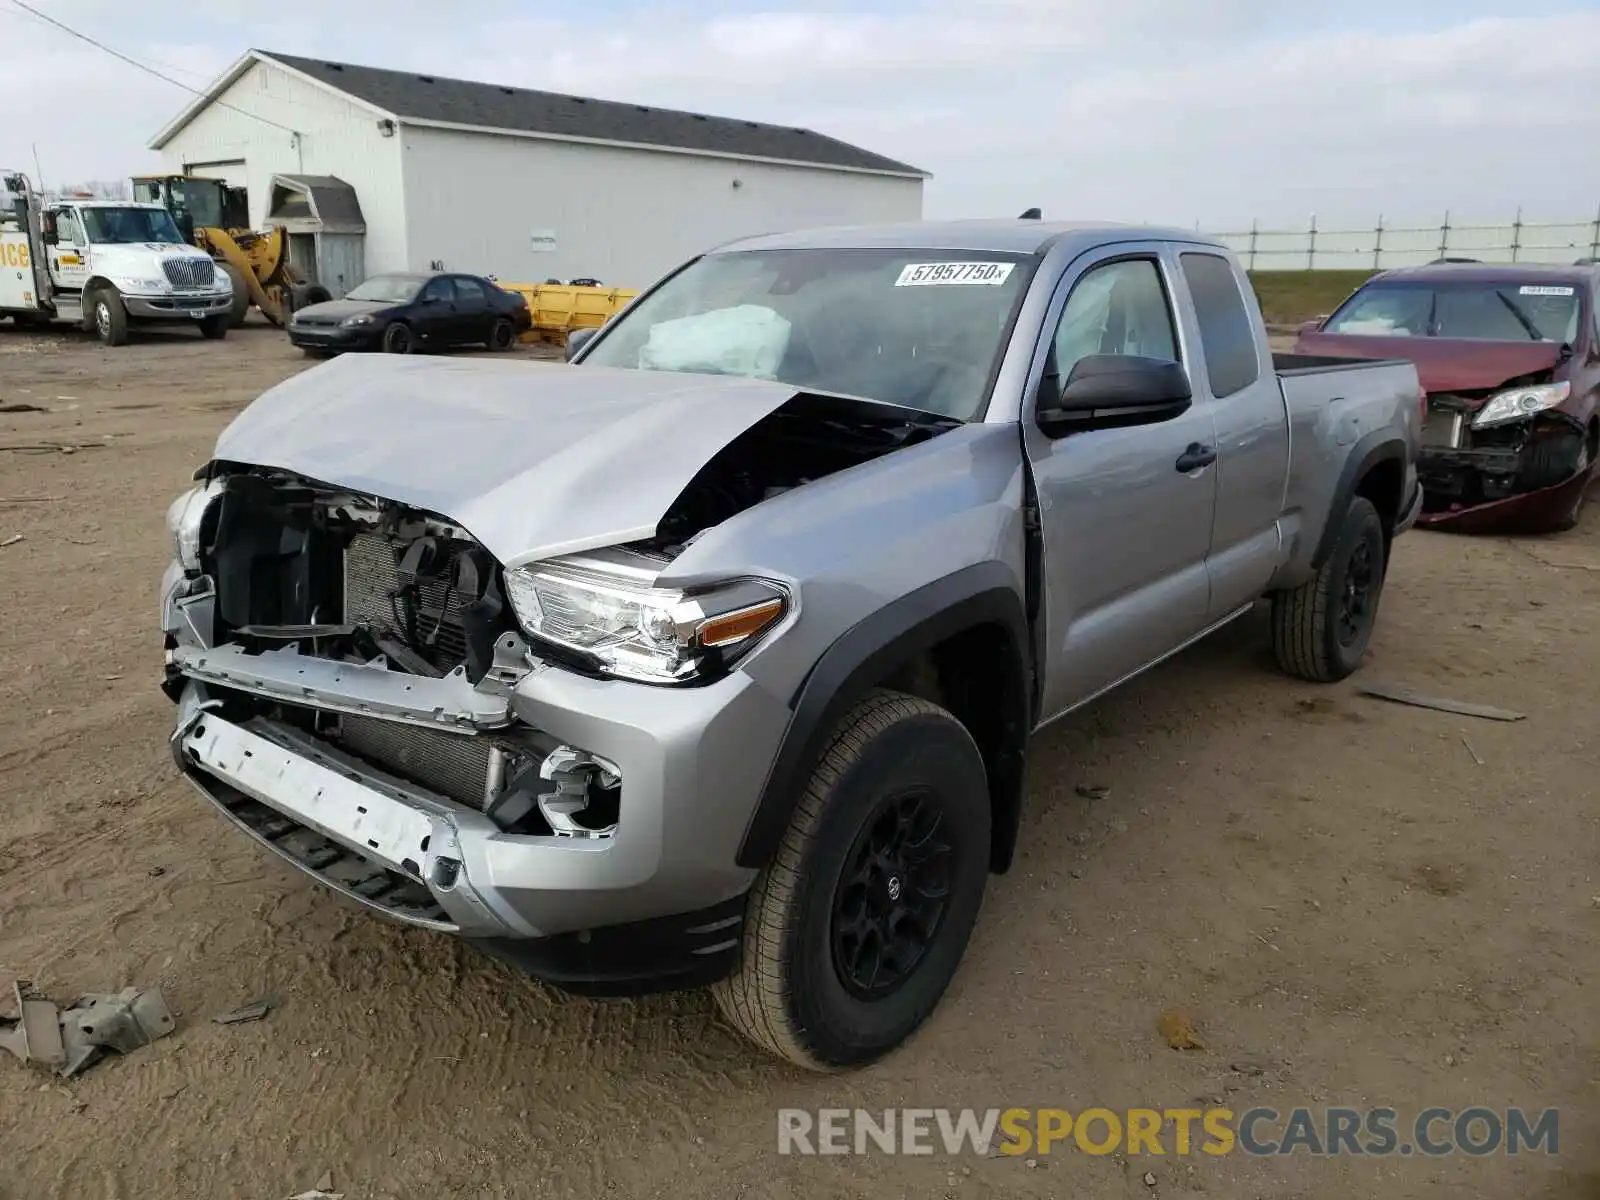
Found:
<box><xmin>536</xmin><ymin>746</ymin><xmax>621</xmax><ymax>839</ymax></box>
<box><xmin>432</xmin><ymin>856</ymin><xmax>462</xmax><ymax>890</ymax></box>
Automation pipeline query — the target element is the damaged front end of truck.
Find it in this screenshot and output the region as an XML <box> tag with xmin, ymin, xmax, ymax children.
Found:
<box><xmin>158</xmin><ymin>354</ymin><xmax>959</xmax><ymax>988</ymax></box>
<box><xmin>1417</xmin><ymin>374</ymin><xmax>1596</xmax><ymax>534</ymax></box>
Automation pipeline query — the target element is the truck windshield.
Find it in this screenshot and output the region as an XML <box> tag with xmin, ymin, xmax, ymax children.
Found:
<box><xmin>1325</xmin><ymin>281</ymin><xmax>1580</xmax><ymax>343</ymax></box>
<box><xmin>79</xmin><ymin>207</ymin><xmax>184</xmax><ymax>246</ymax></box>
<box><xmin>581</xmin><ymin>248</ymin><xmax>1035</xmax><ymax>420</ymax></box>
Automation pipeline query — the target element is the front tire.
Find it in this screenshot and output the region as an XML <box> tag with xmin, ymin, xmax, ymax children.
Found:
<box><xmin>91</xmin><ymin>287</ymin><xmax>129</xmax><ymax>347</ymax></box>
<box><xmin>382</xmin><ymin>323</ymin><xmax>413</xmax><ymax>355</ymax></box>
<box><xmin>198</xmin><ymin>314</ymin><xmax>229</xmax><ymax>340</ymax></box>
<box><xmin>1271</xmin><ymin>495</ymin><xmax>1386</xmax><ymax>682</ymax></box>
<box><xmin>713</xmin><ymin>690</ymin><xmax>991</xmax><ymax>1070</ymax></box>
<box><xmin>221</xmin><ymin>261</ymin><xmax>251</xmax><ymax>328</ymax></box>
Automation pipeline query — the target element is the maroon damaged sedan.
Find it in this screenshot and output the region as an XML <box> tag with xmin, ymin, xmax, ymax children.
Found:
<box><xmin>1295</xmin><ymin>263</ymin><xmax>1599</xmax><ymax>532</ymax></box>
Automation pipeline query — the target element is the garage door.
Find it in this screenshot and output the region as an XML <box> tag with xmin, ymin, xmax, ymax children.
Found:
<box><xmin>184</xmin><ymin>160</ymin><xmax>247</xmax><ymax>190</ymax></box>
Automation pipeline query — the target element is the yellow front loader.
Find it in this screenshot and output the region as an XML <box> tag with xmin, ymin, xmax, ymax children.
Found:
<box><xmin>130</xmin><ymin>176</ymin><xmax>330</xmax><ymax>327</ymax></box>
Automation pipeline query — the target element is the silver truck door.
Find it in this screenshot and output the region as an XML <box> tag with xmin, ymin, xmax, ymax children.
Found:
<box><xmin>1025</xmin><ymin>246</ymin><xmax>1219</xmax><ymax>720</ymax></box>
<box><xmin>1174</xmin><ymin>250</ymin><xmax>1290</xmax><ymax>617</ymax></box>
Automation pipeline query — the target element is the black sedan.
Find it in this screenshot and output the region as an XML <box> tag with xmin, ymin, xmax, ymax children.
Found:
<box><xmin>287</xmin><ymin>272</ymin><xmax>532</xmax><ymax>355</ymax></box>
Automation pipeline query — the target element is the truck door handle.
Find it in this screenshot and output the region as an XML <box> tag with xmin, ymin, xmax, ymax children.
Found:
<box><xmin>1175</xmin><ymin>443</ymin><xmax>1217</xmax><ymax>472</ymax></box>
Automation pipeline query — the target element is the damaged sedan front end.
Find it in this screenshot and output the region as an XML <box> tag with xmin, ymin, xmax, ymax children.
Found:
<box><xmin>1295</xmin><ymin>264</ymin><xmax>1600</xmax><ymax>533</ymax></box>
<box><xmin>1414</xmin><ymin>377</ymin><xmax>1594</xmax><ymax>533</ymax></box>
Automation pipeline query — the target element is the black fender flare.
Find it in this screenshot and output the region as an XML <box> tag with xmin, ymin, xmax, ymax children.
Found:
<box><xmin>735</xmin><ymin>562</ymin><xmax>1033</xmax><ymax>872</ymax></box>
<box><xmin>1311</xmin><ymin>430</ymin><xmax>1411</xmax><ymax>570</ymax></box>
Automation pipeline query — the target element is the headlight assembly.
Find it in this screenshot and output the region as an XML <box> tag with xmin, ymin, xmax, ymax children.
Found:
<box><xmin>341</xmin><ymin>314</ymin><xmax>375</xmax><ymax>327</ymax></box>
<box><xmin>165</xmin><ymin>479</ymin><xmax>224</xmax><ymax>571</ymax></box>
<box><xmin>1472</xmin><ymin>381</ymin><xmax>1570</xmax><ymax>429</ymax></box>
<box><xmin>503</xmin><ymin>550</ymin><xmax>789</xmax><ymax>684</ymax></box>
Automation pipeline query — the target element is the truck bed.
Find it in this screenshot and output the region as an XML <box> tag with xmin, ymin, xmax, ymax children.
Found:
<box><xmin>1273</xmin><ymin>351</ymin><xmax>1411</xmax><ymax>376</ymax></box>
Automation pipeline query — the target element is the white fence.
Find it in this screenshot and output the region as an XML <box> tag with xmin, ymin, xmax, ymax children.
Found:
<box><xmin>1210</xmin><ymin>211</ymin><xmax>1600</xmax><ymax>271</ymax></box>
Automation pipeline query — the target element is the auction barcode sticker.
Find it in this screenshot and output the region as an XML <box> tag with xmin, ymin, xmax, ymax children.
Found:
<box><xmin>895</xmin><ymin>262</ymin><xmax>1016</xmax><ymax>287</ymax></box>
<box><xmin>1519</xmin><ymin>285</ymin><xmax>1575</xmax><ymax>296</ymax></box>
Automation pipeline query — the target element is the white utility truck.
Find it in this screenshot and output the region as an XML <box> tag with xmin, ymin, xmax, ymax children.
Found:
<box><xmin>0</xmin><ymin>171</ymin><xmax>233</xmax><ymax>345</ymax></box>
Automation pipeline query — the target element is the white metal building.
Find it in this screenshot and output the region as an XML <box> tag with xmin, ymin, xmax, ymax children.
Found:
<box><xmin>149</xmin><ymin>50</ymin><xmax>927</xmax><ymax>288</ymax></box>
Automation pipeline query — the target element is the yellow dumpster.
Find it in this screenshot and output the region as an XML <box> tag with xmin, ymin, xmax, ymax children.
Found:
<box><xmin>502</xmin><ymin>283</ymin><xmax>638</xmax><ymax>344</ymax></box>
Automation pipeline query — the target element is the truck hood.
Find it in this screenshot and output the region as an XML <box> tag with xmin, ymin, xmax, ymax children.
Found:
<box><xmin>91</xmin><ymin>242</ymin><xmax>212</xmax><ymax>269</ymax></box>
<box><xmin>212</xmin><ymin>354</ymin><xmax>803</xmax><ymax>566</ymax></box>
<box><xmin>1294</xmin><ymin>331</ymin><xmax>1565</xmax><ymax>397</ymax></box>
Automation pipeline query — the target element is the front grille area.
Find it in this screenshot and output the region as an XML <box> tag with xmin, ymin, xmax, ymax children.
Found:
<box><xmin>343</xmin><ymin>532</ymin><xmax>469</xmax><ymax>672</ymax></box>
<box><xmin>335</xmin><ymin>715</ymin><xmax>495</xmax><ymax>809</ymax></box>
<box><xmin>162</xmin><ymin>257</ymin><xmax>217</xmax><ymax>289</ymax></box>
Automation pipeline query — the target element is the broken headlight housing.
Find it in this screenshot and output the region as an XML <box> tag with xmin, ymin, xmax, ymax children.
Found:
<box><xmin>1472</xmin><ymin>381</ymin><xmax>1570</xmax><ymax>429</ymax></box>
<box><xmin>164</xmin><ymin>479</ymin><xmax>224</xmax><ymax>572</ymax></box>
<box><xmin>503</xmin><ymin>551</ymin><xmax>789</xmax><ymax>684</ymax></box>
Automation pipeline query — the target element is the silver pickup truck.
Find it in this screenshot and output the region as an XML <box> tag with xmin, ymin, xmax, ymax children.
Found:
<box><xmin>160</xmin><ymin>221</ymin><xmax>1422</xmax><ymax>1069</ymax></box>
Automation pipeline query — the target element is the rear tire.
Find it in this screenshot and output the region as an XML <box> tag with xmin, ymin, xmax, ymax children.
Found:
<box><xmin>712</xmin><ymin>690</ymin><xmax>991</xmax><ymax>1070</ymax></box>
<box><xmin>1271</xmin><ymin>496</ymin><xmax>1386</xmax><ymax>682</ymax></box>
<box><xmin>90</xmin><ymin>287</ymin><xmax>129</xmax><ymax>347</ymax></box>
<box><xmin>488</xmin><ymin>317</ymin><xmax>515</xmax><ymax>351</ymax></box>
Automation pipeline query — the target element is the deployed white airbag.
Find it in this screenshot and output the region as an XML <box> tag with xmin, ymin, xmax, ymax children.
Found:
<box><xmin>637</xmin><ymin>305</ymin><xmax>792</xmax><ymax>379</ymax></box>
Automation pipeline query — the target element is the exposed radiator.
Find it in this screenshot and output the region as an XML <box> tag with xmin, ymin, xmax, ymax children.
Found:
<box><xmin>335</xmin><ymin>532</ymin><xmax>492</xmax><ymax>808</ymax></box>
<box><xmin>343</xmin><ymin>532</ymin><xmax>469</xmax><ymax>672</ymax></box>
<box><xmin>336</xmin><ymin>715</ymin><xmax>494</xmax><ymax>810</ymax></box>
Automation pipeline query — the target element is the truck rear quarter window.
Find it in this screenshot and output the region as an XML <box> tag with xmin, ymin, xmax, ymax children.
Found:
<box><xmin>1180</xmin><ymin>252</ymin><xmax>1260</xmax><ymax>398</ymax></box>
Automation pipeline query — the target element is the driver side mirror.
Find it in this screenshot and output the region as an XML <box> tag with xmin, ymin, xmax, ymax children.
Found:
<box><xmin>1036</xmin><ymin>354</ymin><xmax>1192</xmax><ymax>437</ymax></box>
<box><xmin>39</xmin><ymin>213</ymin><xmax>57</xmax><ymax>246</ymax></box>
<box><xmin>1297</xmin><ymin>318</ymin><xmax>1324</xmax><ymax>337</ymax></box>
<box><xmin>565</xmin><ymin>326</ymin><xmax>598</xmax><ymax>362</ymax></box>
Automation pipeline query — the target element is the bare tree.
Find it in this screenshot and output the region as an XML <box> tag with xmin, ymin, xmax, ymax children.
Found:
<box><xmin>56</xmin><ymin>179</ymin><xmax>131</xmax><ymax>200</ymax></box>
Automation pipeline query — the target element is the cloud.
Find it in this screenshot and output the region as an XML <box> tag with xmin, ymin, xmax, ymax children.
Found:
<box><xmin>1</xmin><ymin>1</ymin><xmax>1595</xmax><ymax>230</ymax></box>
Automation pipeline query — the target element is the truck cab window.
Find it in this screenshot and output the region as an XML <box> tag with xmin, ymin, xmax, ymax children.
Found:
<box><xmin>1050</xmin><ymin>258</ymin><xmax>1178</xmax><ymax>383</ymax></box>
<box><xmin>52</xmin><ymin>211</ymin><xmax>81</xmax><ymax>245</ymax></box>
<box><xmin>1179</xmin><ymin>252</ymin><xmax>1261</xmax><ymax>397</ymax></box>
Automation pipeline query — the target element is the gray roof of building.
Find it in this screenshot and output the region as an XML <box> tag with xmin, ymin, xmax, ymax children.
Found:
<box><xmin>260</xmin><ymin>51</ymin><xmax>925</xmax><ymax>178</ymax></box>
<box><xmin>717</xmin><ymin>219</ymin><xmax>1228</xmax><ymax>255</ymax></box>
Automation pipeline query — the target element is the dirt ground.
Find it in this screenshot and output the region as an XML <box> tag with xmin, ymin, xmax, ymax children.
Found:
<box><xmin>1</xmin><ymin>322</ymin><xmax>1598</xmax><ymax>1200</ymax></box>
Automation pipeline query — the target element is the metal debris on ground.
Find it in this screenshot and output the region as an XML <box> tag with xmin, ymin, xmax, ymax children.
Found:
<box><xmin>285</xmin><ymin>1171</ymin><xmax>342</xmax><ymax>1200</ymax></box>
<box><xmin>0</xmin><ymin>982</ymin><xmax>66</xmax><ymax>1069</ymax></box>
<box><xmin>1074</xmin><ymin>784</ymin><xmax>1110</xmax><ymax>800</ymax></box>
<box><xmin>58</xmin><ymin>988</ymin><xmax>176</xmax><ymax>1078</ymax></box>
<box><xmin>0</xmin><ymin>402</ymin><xmax>47</xmax><ymax>413</ymax></box>
<box><xmin>214</xmin><ymin>996</ymin><xmax>277</xmax><ymax>1025</ymax></box>
<box><xmin>2</xmin><ymin>982</ymin><xmax>175</xmax><ymax>1078</ymax></box>
<box><xmin>1461</xmin><ymin>736</ymin><xmax>1485</xmax><ymax>766</ymax></box>
<box><xmin>1</xmin><ymin>533</ymin><xmax>22</xmax><ymax>547</ymax></box>
<box><xmin>0</xmin><ymin>439</ymin><xmax>110</xmax><ymax>454</ymax></box>
<box><xmin>1356</xmin><ymin>683</ymin><xmax>1526</xmax><ymax>723</ymax></box>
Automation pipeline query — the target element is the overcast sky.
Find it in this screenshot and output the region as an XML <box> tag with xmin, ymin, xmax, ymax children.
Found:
<box><xmin>4</xmin><ymin>0</ymin><xmax>1597</xmax><ymax>230</ymax></box>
